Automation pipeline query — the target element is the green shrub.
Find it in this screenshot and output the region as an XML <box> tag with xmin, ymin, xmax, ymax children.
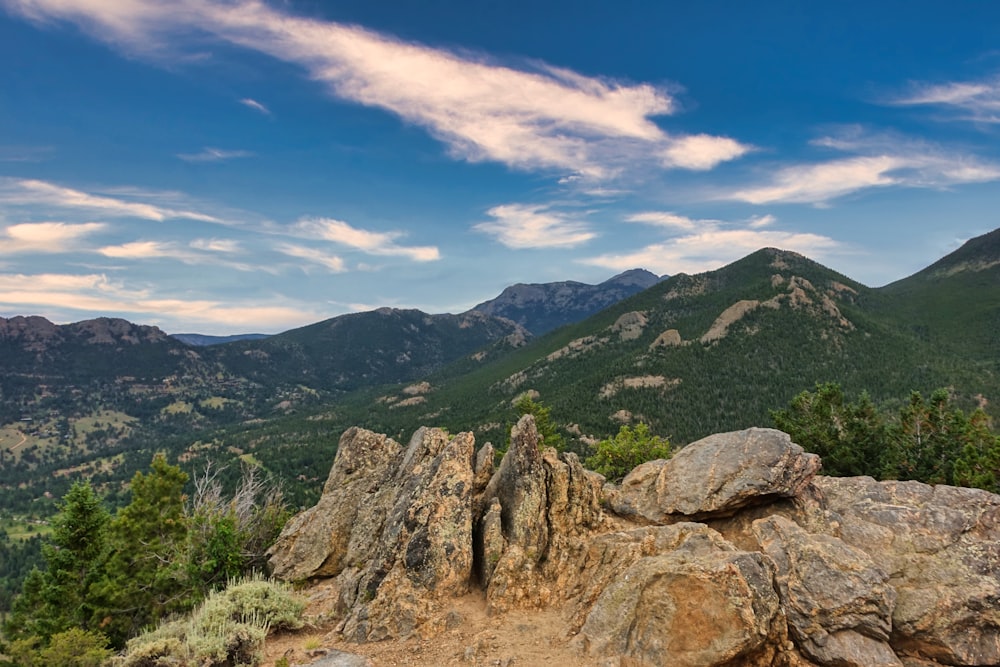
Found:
<box><xmin>585</xmin><ymin>423</ymin><xmax>672</xmax><ymax>483</ymax></box>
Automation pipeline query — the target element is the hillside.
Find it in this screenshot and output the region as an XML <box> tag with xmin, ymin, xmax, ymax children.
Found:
<box><xmin>357</xmin><ymin>246</ymin><xmax>995</xmax><ymax>451</ymax></box>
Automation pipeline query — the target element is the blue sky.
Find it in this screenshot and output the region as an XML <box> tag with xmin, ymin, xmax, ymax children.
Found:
<box><xmin>2</xmin><ymin>1</ymin><xmax>999</xmax><ymax>334</ymax></box>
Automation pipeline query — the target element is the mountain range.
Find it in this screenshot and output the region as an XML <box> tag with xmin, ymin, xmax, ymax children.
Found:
<box><xmin>0</xmin><ymin>228</ymin><xmax>998</xmax><ymax>514</ymax></box>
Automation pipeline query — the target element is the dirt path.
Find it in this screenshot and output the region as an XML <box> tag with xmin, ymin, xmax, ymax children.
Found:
<box><xmin>263</xmin><ymin>592</ymin><xmax>601</xmax><ymax>667</ymax></box>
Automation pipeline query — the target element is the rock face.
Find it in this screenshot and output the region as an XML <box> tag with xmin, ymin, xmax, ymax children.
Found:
<box><xmin>269</xmin><ymin>421</ymin><xmax>1000</xmax><ymax>667</ymax></box>
<box><xmin>610</xmin><ymin>427</ymin><xmax>821</xmax><ymax>521</ymax></box>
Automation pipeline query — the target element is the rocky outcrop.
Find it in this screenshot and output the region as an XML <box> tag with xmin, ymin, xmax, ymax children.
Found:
<box><xmin>270</xmin><ymin>421</ymin><xmax>1000</xmax><ymax>667</ymax></box>
<box><xmin>610</xmin><ymin>427</ymin><xmax>821</xmax><ymax>521</ymax></box>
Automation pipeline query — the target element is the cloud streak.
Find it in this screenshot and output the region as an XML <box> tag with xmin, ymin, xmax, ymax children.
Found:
<box><xmin>889</xmin><ymin>77</ymin><xmax>1000</xmax><ymax>123</ymax></box>
<box><xmin>2</xmin><ymin>0</ymin><xmax>750</xmax><ymax>179</ymax></box>
<box><xmin>292</xmin><ymin>217</ymin><xmax>440</xmax><ymax>262</ymax></box>
<box><xmin>725</xmin><ymin>131</ymin><xmax>1000</xmax><ymax>205</ymax></box>
<box><xmin>239</xmin><ymin>97</ymin><xmax>270</xmax><ymax>114</ymax></box>
<box><xmin>0</xmin><ymin>178</ymin><xmax>220</xmax><ymax>222</ymax></box>
<box><xmin>177</xmin><ymin>147</ymin><xmax>254</xmax><ymax>162</ymax></box>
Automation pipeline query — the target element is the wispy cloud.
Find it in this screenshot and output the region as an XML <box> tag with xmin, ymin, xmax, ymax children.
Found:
<box><xmin>0</xmin><ymin>272</ymin><xmax>320</xmax><ymax>332</ymax></box>
<box><xmin>889</xmin><ymin>77</ymin><xmax>1000</xmax><ymax>123</ymax></box>
<box><xmin>1</xmin><ymin>221</ymin><xmax>105</xmax><ymax>253</ymax></box>
<box><xmin>474</xmin><ymin>203</ymin><xmax>596</xmax><ymax>249</ymax></box>
<box><xmin>0</xmin><ymin>178</ymin><xmax>221</xmax><ymax>222</ymax></box>
<box><xmin>177</xmin><ymin>147</ymin><xmax>254</xmax><ymax>162</ymax></box>
<box><xmin>725</xmin><ymin>130</ymin><xmax>1000</xmax><ymax>205</ymax></box>
<box><xmin>239</xmin><ymin>97</ymin><xmax>270</xmax><ymax>115</ymax></box>
<box><xmin>98</xmin><ymin>239</ymin><xmax>258</xmax><ymax>271</ymax></box>
<box><xmin>2</xmin><ymin>0</ymin><xmax>750</xmax><ymax>179</ymax></box>
<box><xmin>291</xmin><ymin>217</ymin><xmax>440</xmax><ymax>262</ymax></box>
<box><xmin>625</xmin><ymin>212</ymin><xmax>705</xmax><ymax>231</ymax></box>
<box><xmin>582</xmin><ymin>226</ymin><xmax>841</xmax><ymax>276</ymax></box>
<box><xmin>275</xmin><ymin>243</ymin><xmax>347</xmax><ymax>273</ymax></box>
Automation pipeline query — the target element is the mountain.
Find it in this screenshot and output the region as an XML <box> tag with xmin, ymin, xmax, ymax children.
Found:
<box><xmin>171</xmin><ymin>333</ymin><xmax>271</xmax><ymax>346</ymax></box>
<box><xmin>359</xmin><ymin>244</ymin><xmax>999</xmax><ymax>450</ymax></box>
<box><xmin>468</xmin><ymin>268</ymin><xmax>662</xmax><ymax>335</ymax></box>
<box><xmin>874</xmin><ymin>227</ymin><xmax>1000</xmax><ymax>362</ymax></box>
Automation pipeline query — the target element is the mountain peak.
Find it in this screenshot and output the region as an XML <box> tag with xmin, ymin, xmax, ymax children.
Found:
<box><xmin>469</xmin><ymin>269</ymin><xmax>661</xmax><ymax>335</ymax></box>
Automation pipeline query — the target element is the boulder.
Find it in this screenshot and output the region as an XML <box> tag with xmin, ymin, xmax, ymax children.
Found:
<box><xmin>610</xmin><ymin>427</ymin><xmax>821</xmax><ymax>522</ymax></box>
<box><xmin>752</xmin><ymin>515</ymin><xmax>900</xmax><ymax>667</ymax></box>
<box><xmin>573</xmin><ymin>523</ymin><xmax>783</xmax><ymax>667</ymax></box>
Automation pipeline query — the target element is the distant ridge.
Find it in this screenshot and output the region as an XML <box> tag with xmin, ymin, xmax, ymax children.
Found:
<box><xmin>468</xmin><ymin>268</ymin><xmax>663</xmax><ymax>336</ymax></box>
<box><xmin>171</xmin><ymin>333</ymin><xmax>271</xmax><ymax>346</ymax></box>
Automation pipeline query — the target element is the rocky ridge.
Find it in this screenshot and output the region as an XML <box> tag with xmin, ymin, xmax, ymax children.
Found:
<box><xmin>270</xmin><ymin>417</ymin><xmax>1000</xmax><ymax>666</ymax></box>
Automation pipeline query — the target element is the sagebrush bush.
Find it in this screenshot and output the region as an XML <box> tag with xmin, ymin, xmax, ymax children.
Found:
<box><xmin>114</xmin><ymin>576</ymin><xmax>304</xmax><ymax>667</ymax></box>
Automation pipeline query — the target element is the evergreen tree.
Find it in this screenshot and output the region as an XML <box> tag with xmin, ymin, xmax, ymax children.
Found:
<box><xmin>3</xmin><ymin>481</ymin><xmax>109</xmax><ymax>647</ymax></box>
<box><xmin>90</xmin><ymin>453</ymin><xmax>190</xmax><ymax>644</ymax></box>
<box><xmin>771</xmin><ymin>383</ymin><xmax>890</xmax><ymax>478</ymax></box>
<box><xmin>512</xmin><ymin>394</ymin><xmax>566</xmax><ymax>451</ymax></box>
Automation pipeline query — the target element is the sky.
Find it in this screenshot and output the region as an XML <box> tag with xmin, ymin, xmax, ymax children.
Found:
<box><xmin>2</xmin><ymin>1</ymin><xmax>1000</xmax><ymax>335</ymax></box>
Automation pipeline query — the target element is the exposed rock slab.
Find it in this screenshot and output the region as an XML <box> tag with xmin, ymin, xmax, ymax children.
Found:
<box><xmin>815</xmin><ymin>476</ymin><xmax>1000</xmax><ymax>666</ymax></box>
<box><xmin>610</xmin><ymin>427</ymin><xmax>821</xmax><ymax>522</ymax></box>
<box><xmin>752</xmin><ymin>515</ymin><xmax>900</xmax><ymax>667</ymax></box>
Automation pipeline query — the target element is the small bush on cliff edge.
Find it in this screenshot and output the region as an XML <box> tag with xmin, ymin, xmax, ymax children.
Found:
<box><xmin>586</xmin><ymin>423</ymin><xmax>672</xmax><ymax>483</ymax></box>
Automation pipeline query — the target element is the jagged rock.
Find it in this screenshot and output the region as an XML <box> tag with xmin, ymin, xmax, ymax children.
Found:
<box><xmin>267</xmin><ymin>427</ymin><xmax>403</xmax><ymax>581</ymax></box>
<box><xmin>573</xmin><ymin>523</ymin><xmax>783</xmax><ymax>667</ymax></box>
<box><xmin>477</xmin><ymin>415</ymin><xmax>605</xmax><ymax>612</ymax></box>
<box><xmin>814</xmin><ymin>477</ymin><xmax>1000</xmax><ymax>666</ymax></box>
<box><xmin>268</xmin><ymin>426</ymin><xmax>475</xmax><ymax>641</ymax></box>
<box><xmin>610</xmin><ymin>427</ymin><xmax>821</xmax><ymax>522</ymax></box>
<box><xmin>752</xmin><ymin>515</ymin><xmax>900</xmax><ymax>667</ymax></box>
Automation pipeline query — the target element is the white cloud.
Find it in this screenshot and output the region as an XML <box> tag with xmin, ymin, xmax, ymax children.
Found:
<box><xmin>1</xmin><ymin>221</ymin><xmax>105</xmax><ymax>253</ymax></box>
<box><xmin>2</xmin><ymin>0</ymin><xmax>750</xmax><ymax>179</ymax></box>
<box><xmin>275</xmin><ymin>243</ymin><xmax>347</xmax><ymax>272</ymax></box>
<box><xmin>177</xmin><ymin>147</ymin><xmax>253</xmax><ymax>162</ymax></box>
<box><xmin>582</xmin><ymin>228</ymin><xmax>841</xmax><ymax>275</ymax></box>
<box><xmin>889</xmin><ymin>78</ymin><xmax>1000</xmax><ymax>123</ymax></box>
<box><xmin>0</xmin><ymin>177</ymin><xmax>220</xmax><ymax>222</ymax></box>
<box><xmin>474</xmin><ymin>204</ymin><xmax>596</xmax><ymax>249</ymax></box>
<box><xmin>660</xmin><ymin>134</ymin><xmax>751</xmax><ymax>170</ymax></box>
<box><xmin>292</xmin><ymin>217</ymin><xmax>440</xmax><ymax>262</ymax></box>
<box><xmin>239</xmin><ymin>97</ymin><xmax>270</xmax><ymax>114</ymax></box>
<box><xmin>0</xmin><ymin>272</ymin><xmax>320</xmax><ymax>333</ymax></box>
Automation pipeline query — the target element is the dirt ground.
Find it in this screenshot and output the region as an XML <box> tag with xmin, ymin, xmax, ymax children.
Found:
<box><xmin>262</xmin><ymin>591</ymin><xmax>602</xmax><ymax>667</ymax></box>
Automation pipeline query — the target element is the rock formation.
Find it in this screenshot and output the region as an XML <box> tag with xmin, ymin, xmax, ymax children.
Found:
<box><xmin>267</xmin><ymin>419</ymin><xmax>1000</xmax><ymax>667</ymax></box>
